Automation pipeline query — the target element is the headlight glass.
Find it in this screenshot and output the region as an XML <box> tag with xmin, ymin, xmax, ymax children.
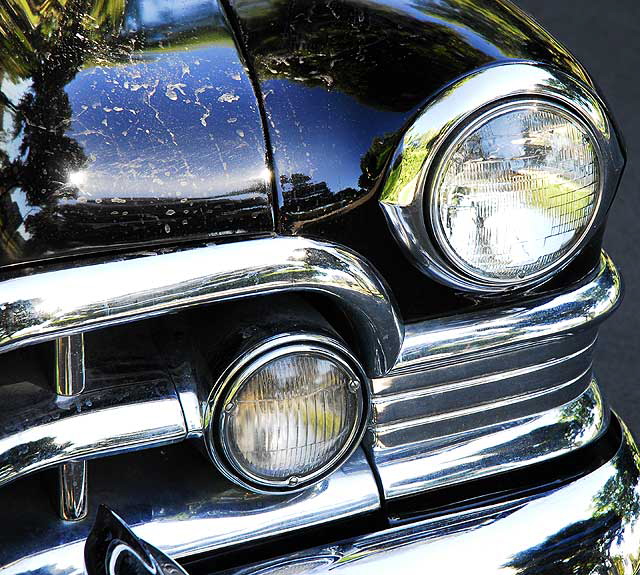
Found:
<box><xmin>430</xmin><ymin>101</ymin><xmax>601</xmax><ymax>284</ymax></box>
<box><xmin>217</xmin><ymin>345</ymin><xmax>365</xmax><ymax>490</ymax></box>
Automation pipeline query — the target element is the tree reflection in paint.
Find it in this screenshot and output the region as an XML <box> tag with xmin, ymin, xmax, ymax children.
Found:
<box><xmin>0</xmin><ymin>0</ymin><xmax>128</xmax><ymax>254</ymax></box>
<box><xmin>507</xmin><ymin>438</ymin><xmax>640</xmax><ymax>575</ymax></box>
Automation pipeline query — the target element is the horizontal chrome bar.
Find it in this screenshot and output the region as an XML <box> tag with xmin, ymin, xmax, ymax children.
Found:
<box><xmin>0</xmin><ymin>237</ymin><xmax>402</xmax><ymax>376</ymax></box>
<box><xmin>225</xmin><ymin>423</ymin><xmax>640</xmax><ymax>575</ymax></box>
<box><xmin>373</xmin><ymin>333</ymin><xmax>596</xmax><ymax>426</ymax></box>
<box><xmin>394</xmin><ymin>252</ymin><xmax>620</xmax><ymax>374</ymax></box>
<box><xmin>0</xmin><ymin>448</ymin><xmax>380</xmax><ymax>574</ymax></box>
<box><xmin>0</xmin><ymin>253</ymin><xmax>620</xmax><ymax>491</ymax></box>
<box><xmin>372</xmin><ymin>380</ymin><xmax>607</xmax><ymax>499</ymax></box>
<box><xmin>366</xmin><ymin>253</ymin><xmax>621</xmax><ymax>499</ymax></box>
<box><xmin>0</xmin><ymin>377</ymin><xmax>186</xmax><ymax>487</ymax></box>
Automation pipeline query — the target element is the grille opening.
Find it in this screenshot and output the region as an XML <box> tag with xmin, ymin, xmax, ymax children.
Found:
<box><xmin>0</xmin><ymin>292</ymin><xmax>367</xmax><ymax>509</ymax></box>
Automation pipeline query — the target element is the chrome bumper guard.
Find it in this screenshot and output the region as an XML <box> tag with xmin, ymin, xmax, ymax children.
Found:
<box><xmin>224</xmin><ymin>423</ymin><xmax>640</xmax><ymax>575</ymax></box>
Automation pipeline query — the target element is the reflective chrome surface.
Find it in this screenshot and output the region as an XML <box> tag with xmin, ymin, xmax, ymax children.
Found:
<box><xmin>396</xmin><ymin>252</ymin><xmax>620</xmax><ymax>373</ymax></box>
<box><xmin>56</xmin><ymin>334</ymin><xmax>89</xmax><ymax>521</ymax></box>
<box><xmin>0</xmin><ymin>369</ymin><xmax>186</xmax><ymax>487</ymax></box>
<box><xmin>55</xmin><ymin>335</ymin><xmax>85</xmax><ymax>396</ymax></box>
<box><xmin>0</xmin><ymin>448</ymin><xmax>379</xmax><ymax>574</ymax></box>
<box><xmin>0</xmin><ymin>251</ymin><xmax>619</xmax><ymax>492</ymax></box>
<box><xmin>205</xmin><ymin>334</ymin><xmax>370</xmax><ymax>494</ymax></box>
<box><xmin>59</xmin><ymin>461</ymin><xmax>89</xmax><ymax>523</ymax></box>
<box><xmin>380</xmin><ymin>62</ymin><xmax>624</xmax><ymax>293</ymax></box>
<box><xmin>373</xmin><ymin>379</ymin><xmax>607</xmax><ymax>498</ymax></box>
<box><xmin>367</xmin><ymin>253</ymin><xmax>620</xmax><ymax>498</ymax></box>
<box><xmin>0</xmin><ymin>237</ymin><xmax>401</xmax><ymax>377</ymax></box>
<box><xmin>224</xmin><ymin>423</ymin><xmax>640</xmax><ymax>575</ymax></box>
<box><xmin>85</xmin><ymin>506</ymin><xmax>188</xmax><ymax>575</ymax></box>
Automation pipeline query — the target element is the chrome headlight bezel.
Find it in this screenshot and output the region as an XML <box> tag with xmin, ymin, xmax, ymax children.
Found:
<box><xmin>379</xmin><ymin>62</ymin><xmax>623</xmax><ymax>294</ymax></box>
<box><xmin>204</xmin><ymin>333</ymin><xmax>371</xmax><ymax>494</ymax></box>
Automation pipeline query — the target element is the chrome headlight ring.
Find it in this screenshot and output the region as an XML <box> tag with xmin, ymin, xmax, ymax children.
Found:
<box><xmin>203</xmin><ymin>333</ymin><xmax>371</xmax><ymax>494</ymax></box>
<box><xmin>379</xmin><ymin>62</ymin><xmax>624</xmax><ymax>294</ymax></box>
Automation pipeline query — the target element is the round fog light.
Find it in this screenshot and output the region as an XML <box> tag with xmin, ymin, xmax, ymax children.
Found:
<box><xmin>205</xmin><ymin>335</ymin><xmax>368</xmax><ymax>493</ymax></box>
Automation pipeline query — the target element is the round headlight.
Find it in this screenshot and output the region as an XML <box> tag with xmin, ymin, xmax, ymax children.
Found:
<box><xmin>429</xmin><ymin>100</ymin><xmax>602</xmax><ymax>284</ymax></box>
<box><xmin>205</xmin><ymin>335</ymin><xmax>368</xmax><ymax>493</ymax></box>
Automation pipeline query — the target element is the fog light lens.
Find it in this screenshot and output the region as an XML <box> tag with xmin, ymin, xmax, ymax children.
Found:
<box><xmin>430</xmin><ymin>101</ymin><xmax>601</xmax><ymax>284</ymax></box>
<box><xmin>208</xmin><ymin>338</ymin><xmax>367</xmax><ymax>492</ymax></box>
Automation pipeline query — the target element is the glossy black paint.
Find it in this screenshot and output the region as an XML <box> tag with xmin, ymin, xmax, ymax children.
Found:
<box><xmin>0</xmin><ymin>0</ymin><xmax>614</xmax><ymax>320</ymax></box>
<box><xmin>0</xmin><ymin>0</ymin><xmax>273</xmax><ymax>267</ymax></box>
<box><xmin>227</xmin><ymin>0</ymin><xmax>608</xmax><ymax>318</ymax></box>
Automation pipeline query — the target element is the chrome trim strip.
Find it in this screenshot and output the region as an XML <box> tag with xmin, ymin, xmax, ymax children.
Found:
<box><xmin>55</xmin><ymin>334</ymin><xmax>88</xmax><ymax>521</ymax></box>
<box><xmin>380</xmin><ymin>62</ymin><xmax>624</xmax><ymax>293</ymax></box>
<box><xmin>223</xmin><ymin>423</ymin><xmax>640</xmax><ymax>575</ymax></box>
<box><xmin>0</xmin><ymin>379</ymin><xmax>186</xmax><ymax>487</ymax></box>
<box><xmin>374</xmin><ymin>367</ymin><xmax>593</xmax><ymax>433</ymax></box>
<box><xmin>0</xmin><ymin>237</ymin><xmax>402</xmax><ymax>376</ymax></box>
<box><xmin>0</xmin><ymin>449</ymin><xmax>380</xmax><ymax>574</ymax></box>
<box><xmin>365</xmin><ymin>254</ymin><xmax>620</xmax><ymax>499</ymax></box>
<box><xmin>372</xmin><ymin>380</ymin><xmax>607</xmax><ymax>499</ymax></box>
<box><xmin>393</xmin><ymin>252</ymin><xmax>619</xmax><ymax>374</ymax></box>
<box><xmin>373</xmin><ymin>334</ymin><xmax>595</xmax><ymax>426</ymax></box>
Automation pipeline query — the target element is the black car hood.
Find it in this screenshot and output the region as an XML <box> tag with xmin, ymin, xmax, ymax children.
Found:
<box><xmin>224</xmin><ymin>0</ymin><xmax>597</xmax><ymax>319</ymax></box>
<box><xmin>0</xmin><ymin>0</ymin><xmax>273</xmax><ymax>267</ymax></box>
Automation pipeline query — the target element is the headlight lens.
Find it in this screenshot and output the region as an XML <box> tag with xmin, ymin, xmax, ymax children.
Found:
<box><xmin>430</xmin><ymin>101</ymin><xmax>601</xmax><ymax>284</ymax></box>
<box><xmin>211</xmin><ymin>340</ymin><xmax>366</xmax><ymax>492</ymax></box>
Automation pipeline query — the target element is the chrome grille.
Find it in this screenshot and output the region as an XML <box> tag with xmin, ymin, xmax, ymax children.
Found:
<box><xmin>0</xmin><ymin>238</ymin><xmax>621</xmax><ymax>573</ymax></box>
<box><xmin>368</xmin><ymin>331</ymin><xmax>606</xmax><ymax>499</ymax></box>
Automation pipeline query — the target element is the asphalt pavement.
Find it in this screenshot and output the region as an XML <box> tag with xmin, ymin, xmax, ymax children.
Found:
<box><xmin>515</xmin><ymin>1</ymin><xmax>640</xmax><ymax>434</ymax></box>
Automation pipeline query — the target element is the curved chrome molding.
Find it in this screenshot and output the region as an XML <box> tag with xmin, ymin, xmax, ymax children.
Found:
<box><xmin>226</xmin><ymin>422</ymin><xmax>640</xmax><ymax>575</ymax></box>
<box><xmin>380</xmin><ymin>61</ymin><xmax>624</xmax><ymax>293</ymax></box>
<box><xmin>0</xmin><ymin>449</ymin><xmax>380</xmax><ymax>574</ymax></box>
<box><xmin>0</xmin><ymin>237</ymin><xmax>402</xmax><ymax>376</ymax></box>
<box><xmin>394</xmin><ymin>252</ymin><xmax>620</xmax><ymax>374</ymax></box>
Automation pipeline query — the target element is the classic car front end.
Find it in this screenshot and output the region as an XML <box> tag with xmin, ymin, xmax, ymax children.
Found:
<box><xmin>0</xmin><ymin>0</ymin><xmax>637</xmax><ymax>574</ymax></box>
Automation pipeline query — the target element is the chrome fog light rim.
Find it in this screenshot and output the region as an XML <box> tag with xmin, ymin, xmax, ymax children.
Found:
<box><xmin>379</xmin><ymin>62</ymin><xmax>624</xmax><ymax>294</ymax></box>
<box><xmin>428</xmin><ymin>98</ymin><xmax>604</xmax><ymax>287</ymax></box>
<box><xmin>204</xmin><ymin>334</ymin><xmax>370</xmax><ymax>494</ymax></box>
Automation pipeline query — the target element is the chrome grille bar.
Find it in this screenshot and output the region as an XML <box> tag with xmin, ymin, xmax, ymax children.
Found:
<box><xmin>395</xmin><ymin>252</ymin><xmax>620</xmax><ymax>373</ymax></box>
<box><xmin>0</xmin><ymin>237</ymin><xmax>402</xmax><ymax>377</ymax></box>
<box><xmin>0</xmin><ymin>244</ymin><xmax>621</xmax><ymax>501</ymax></box>
<box><xmin>55</xmin><ymin>334</ymin><xmax>88</xmax><ymax>521</ymax></box>
<box><xmin>0</xmin><ymin>369</ymin><xmax>186</xmax><ymax>488</ymax></box>
<box><xmin>366</xmin><ymin>254</ymin><xmax>620</xmax><ymax>499</ymax></box>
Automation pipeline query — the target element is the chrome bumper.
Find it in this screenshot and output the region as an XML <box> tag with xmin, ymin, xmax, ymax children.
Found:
<box><xmin>0</xmin><ymin>239</ymin><xmax>630</xmax><ymax>573</ymax></box>
<box><xmin>224</xmin><ymin>420</ymin><xmax>640</xmax><ymax>575</ymax></box>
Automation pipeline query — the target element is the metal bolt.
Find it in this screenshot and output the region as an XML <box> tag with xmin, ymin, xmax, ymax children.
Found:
<box><xmin>224</xmin><ymin>402</ymin><xmax>236</xmax><ymax>413</ymax></box>
<box><xmin>288</xmin><ymin>476</ymin><xmax>300</xmax><ymax>486</ymax></box>
<box><xmin>348</xmin><ymin>380</ymin><xmax>360</xmax><ymax>393</ymax></box>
